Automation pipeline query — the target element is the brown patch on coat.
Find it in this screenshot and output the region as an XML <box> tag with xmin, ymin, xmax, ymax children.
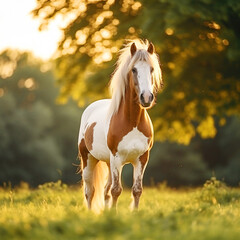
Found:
<box><xmin>111</xmin><ymin>172</ymin><xmax>122</xmax><ymax>201</ymax></box>
<box><xmin>139</xmin><ymin>151</ymin><xmax>149</xmax><ymax>169</ymax></box>
<box><xmin>132</xmin><ymin>176</ymin><xmax>143</xmax><ymax>198</ymax></box>
<box><xmin>85</xmin><ymin>122</ymin><xmax>96</xmax><ymax>151</ymax></box>
<box><xmin>78</xmin><ymin>138</ymin><xmax>89</xmax><ymax>169</ymax></box>
<box><xmin>104</xmin><ymin>166</ymin><xmax>112</xmax><ymax>201</ymax></box>
<box><xmin>78</xmin><ymin>122</ymin><xmax>96</xmax><ymax>170</ymax></box>
<box><xmin>107</xmin><ymin>73</ymin><xmax>153</xmax><ymax>156</ymax></box>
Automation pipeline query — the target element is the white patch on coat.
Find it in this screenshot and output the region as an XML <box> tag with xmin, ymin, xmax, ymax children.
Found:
<box><xmin>78</xmin><ymin>99</ymin><xmax>112</xmax><ymax>162</ymax></box>
<box><xmin>91</xmin><ymin>121</ymin><xmax>110</xmax><ymax>162</ymax></box>
<box><xmin>134</xmin><ymin>60</ymin><xmax>153</xmax><ymax>101</ymax></box>
<box><xmin>117</xmin><ymin>127</ymin><xmax>149</xmax><ymax>162</ymax></box>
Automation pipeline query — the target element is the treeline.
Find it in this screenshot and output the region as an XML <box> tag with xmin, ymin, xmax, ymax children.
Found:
<box><xmin>0</xmin><ymin>50</ymin><xmax>239</xmax><ymax>187</ymax></box>
<box><xmin>0</xmin><ymin>51</ymin><xmax>80</xmax><ymax>186</ymax></box>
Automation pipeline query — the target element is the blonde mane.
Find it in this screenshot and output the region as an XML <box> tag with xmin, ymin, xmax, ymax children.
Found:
<box><xmin>109</xmin><ymin>39</ymin><xmax>162</xmax><ymax>116</ymax></box>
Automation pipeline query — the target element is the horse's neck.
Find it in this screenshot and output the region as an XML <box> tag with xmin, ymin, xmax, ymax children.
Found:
<box><xmin>121</xmin><ymin>85</ymin><xmax>145</xmax><ymax>127</ymax></box>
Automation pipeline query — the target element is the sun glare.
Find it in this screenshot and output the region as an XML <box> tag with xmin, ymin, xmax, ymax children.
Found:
<box><xmin>0</xmin><ymin>0</ymin><xmax>62</xmax><ymax>60</ymax></box>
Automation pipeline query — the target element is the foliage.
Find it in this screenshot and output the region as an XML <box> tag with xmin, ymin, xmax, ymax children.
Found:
<box><xmin>0</xmin><ymin>181</ymin><xmax>240</xmax><ymax>240</ymax></box>
<box><xmin>1</xmin><ymin>50</ymin><xmax>240</xmax><ymax>187</ymax></box>
<box><xmin>213</xmin><ymin>117</ymin><xmax>240</xmax><ymax>185</ymax></box>
<box><xmin>196</xmin><ymin>116</ymin><xmax>240</xmax><ymax>186</ymax></box>
<box><xmin>33</xmin><ymin>0</ymin><xmax>240</xmax><ymax>143</ymax></box>
<box><xmin>145</xmin><ymin>141</ymin><xmax>211</xmax><ymax>186</ymax></box>
<box><xmin>0</xmin><ymin>50</ymin><xmax>81</xmax><ymax>186</ymax></box>
<box><xmin>122</xmin><ymin>140</ymin><xmax>211</xmax><ymax>187</ymax></box>
<box><xmin>200</xmin><ymin>177</ymin><xmax>229</xmax><ymax>204</ymax></box>
<box><xmin>38</xmin><ymin>180</ymin><xmax>68</xmax><ymax>191</ymax></box>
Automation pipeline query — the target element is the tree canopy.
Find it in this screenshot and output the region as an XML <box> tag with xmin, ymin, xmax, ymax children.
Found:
<box><xmin>0</xmin><ymin>50</ymin><xmax>239</xmax><ymax>187</ymax></box>
<box><xmin>33</xmin><ymin>0</ymin><xmax>240</xmax><ymax>144</ymax></box>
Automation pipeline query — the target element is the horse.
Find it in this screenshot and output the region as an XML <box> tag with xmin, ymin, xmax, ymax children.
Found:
<box><xmin>78</xmin><ymin>39</ymin><xmax>162</xmax><ymax>212</ymax></box>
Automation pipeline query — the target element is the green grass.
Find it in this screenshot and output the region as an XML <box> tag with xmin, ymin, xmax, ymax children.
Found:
<box><xmin>0</xmin><ymin>178</ymin><xmax>240</xmax><ymax>240</ymax></box>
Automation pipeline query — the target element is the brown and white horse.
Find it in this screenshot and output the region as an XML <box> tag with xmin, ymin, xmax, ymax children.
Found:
<box><xmin>78</xmin><ymin>39</ymin><xmax>162</xmax><ymax>212</ymax></box>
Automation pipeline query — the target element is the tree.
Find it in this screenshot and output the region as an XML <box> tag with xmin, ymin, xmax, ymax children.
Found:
<box><xmin>0</xmin><ymin>50</ymin><xmax>81</xmax><ymax>186</ymax></box>
<box><xmin>215</xmin><ymin>116</ymin><xmax>240</xmax><ymax>185</ymax></box>
<box><xmin>32</xmin><ymin>0</ymin><xmax>240</xmax><ymax>144</ymax></box>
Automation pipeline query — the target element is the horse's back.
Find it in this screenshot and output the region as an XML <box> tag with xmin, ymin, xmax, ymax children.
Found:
<box><xmin>78</xmin><ymin>99</ymin><xmax>111</xmax><ymax>161</ymax></box>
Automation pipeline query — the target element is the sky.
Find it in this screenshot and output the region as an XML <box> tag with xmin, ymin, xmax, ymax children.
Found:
<box><xmin>0</xmin><ymin>0</ymin><xmax>62</xmax><ymax>60</ymax></box>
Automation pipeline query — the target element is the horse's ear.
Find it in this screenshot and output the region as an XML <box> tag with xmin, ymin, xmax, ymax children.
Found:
<box><xmin>147</xmin><ymin>42</ymin><xmax>154</xmax><ymax>54</ymax></box>
<box><xmin>130</xmin><ymin>43</ymin><xmax>137</xmax><ymax>56</ymax></box>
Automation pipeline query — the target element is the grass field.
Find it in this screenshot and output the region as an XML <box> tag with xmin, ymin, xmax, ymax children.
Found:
<box><xmin>0</xmin><ymin>178</ymin><xmax>240</xmax><ymax>240</ymax></box>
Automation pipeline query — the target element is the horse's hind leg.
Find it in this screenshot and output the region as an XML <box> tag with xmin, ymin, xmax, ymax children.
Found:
<box><xmin>82</xmin><ymin>154</ymin><xmax>98</xmax><ymax>209</ymax></box>
<box><xmin>132</xmin><ymin>151</ymin><xmax>149</xmax><ymax>209</ymax></box>
<box><xmin>104</xmin><ymin>163</ymin><xmax>112</xmax><ymax>208</ymax></box>
<box><xmin>79</xmin><ymin>137</ymin><xmax>98</xmax><ymax>209</ymax></box>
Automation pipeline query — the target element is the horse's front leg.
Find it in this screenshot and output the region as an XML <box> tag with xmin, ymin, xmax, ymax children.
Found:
<box><xmin>132</xmin><ymin>151</ymin><xmax>149</xmax><ymax>209</ymax></box>
<box><xmin>110</xmin><ymin>154</ymin><xmax>123</xmax><ymax>209</ymax></box>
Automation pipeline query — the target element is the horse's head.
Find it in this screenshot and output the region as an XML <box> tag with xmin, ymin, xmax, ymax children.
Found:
<box><xmin>129</xmin><ymin>42</ymin><xmax>161</xmax><ymax>109</ymax></box>
<box><xmin>109</xmin><ymin>39</ymin><xmax>162</xmax><ymax>115</ymax></box>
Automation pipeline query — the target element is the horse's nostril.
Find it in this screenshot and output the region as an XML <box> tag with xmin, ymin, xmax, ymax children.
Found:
<box><xmin>140</xmin><ymin>93</ymin><xmax>145</xmax><ymax>103</ymax></box>
<box><xmin>149</xmin><ymin>93</ymin><xmax>154</xmax><ymax>102</ymax></box>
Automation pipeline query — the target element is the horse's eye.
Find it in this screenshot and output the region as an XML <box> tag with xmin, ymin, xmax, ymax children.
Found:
<box><xmin>132</xmin><ymin>68</ymin><xmax>137</xmax><ymax>74</ymax></box>
<box><xmin>150</xmin><ymin>67</ymin><xmax>154</xmax><ymax>73</ymax></box>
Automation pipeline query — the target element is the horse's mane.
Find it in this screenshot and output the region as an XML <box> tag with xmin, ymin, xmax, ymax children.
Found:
<box><xmin>108</xmin><ymin>39</ymin><xmax>162</xmax><ymax>117</ymax></box>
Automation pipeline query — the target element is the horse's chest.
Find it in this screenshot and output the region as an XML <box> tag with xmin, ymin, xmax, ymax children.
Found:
<box><xmin>117</xmin><ymin>127</ymin><xmax>149</xmax><ymax>160</ymax></box>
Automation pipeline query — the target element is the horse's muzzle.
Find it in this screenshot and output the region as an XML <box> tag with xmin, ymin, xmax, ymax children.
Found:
<box><xmin>140</xmin><ymin>92</ymin><xmax>154</xmax><ymax>108</ymax></box>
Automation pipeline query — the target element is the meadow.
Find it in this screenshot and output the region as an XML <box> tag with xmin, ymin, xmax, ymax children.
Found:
<box><xmin>0</xmin><ymin>178</ymin><xmax>239</xmax><ymax>240</ymax></box>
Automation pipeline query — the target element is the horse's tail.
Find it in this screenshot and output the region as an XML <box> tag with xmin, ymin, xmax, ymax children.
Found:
<box><xmin>91</xmin><ymin>161</ymin><xmax>109</xmax><ymax>213</ymax></box>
